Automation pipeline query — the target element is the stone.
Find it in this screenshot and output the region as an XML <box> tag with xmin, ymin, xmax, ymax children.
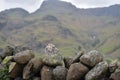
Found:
<box><xmin>0</xmin><ymin>57</ymin><xmax>2</xmax><ymax>63</ymax></box>
<box><xmin>41</xmin><ymin>66</ymin><xmax>54</xmax><ymax>80</ymax></box>
<box><xmin>13</xmin><ymin>50</ymin><xmax>35</xmax><ymax>64</ymax></box>
<box><xmin>0</xmin><ymin>46</ymin><xmax>14</xmax><ymax>59</ymax></box>
<box><xmin>14</xmin><ymin>46</ymin><xmax>31</xmax><ymax>54</ymax></box>
<box><xmin>80</xmin><ymin>50</ymin><xmax>103</xmax><ymax>67</ymax></box>
<box><xmin>45</xmin><ymin>43</ymin><xmax>59</xmax><ymax>54</ymax></box>
<box><xmin>63</xmin><ymin>57</ymin><xmax>73</xmax><ymax>68</ymax></box>
<box><xmin>14</xmin><ymin>77</ymin><xmax>23</xmax><ymax>80</ymax></box>
<box><xmin>110</xmin><ymin>69</ymin><xmax>120</xmax><ymax>80</ymax></box>
<box><xmin>67</xmin><ymin>63</ymin><xmax>89</xmax><ymax>80</ymax></box>
<box><xmin>53</xmin><ymin>66</ymin><xmax>68</xmax><ymax>80</ymax></box>
<box><xmin>9</xmin><ymin>62</ymin><xmax>25</xmax><ymax>78</ymax></box>
<box><xmin>33</xmin><ymin>77</ymin><xmax>41</xmax><ymax>80</ymax></box>
<box><xmin>23</xmin><ymin>57</ymin><xmax>43</xmax><ymax>79</ymax></box>
<box><xmin>0</xmin><ymin>64</ymin><xmax>5</xmax><ymax>69</ymax></box>
<box><xmin>85</xmin><ymin>61</ymin><xmax>108</xmax><ymax>80</ymax></box>
<box><xmin>71</xmin><ymin>50</ymin><xmax>84</xmax><ymax>64</ymax></box>
<box><xmin>117</xmin><ymin>62</ymin><xmax>120</xmax><ymax>69</ymax></box>
<box><xmin>43</xmin><ymin>54</ymin><xmax>63</xmax><ymax>67</ymax></box>
<box><xmin>109</xmin><ymin>61</ymin><xmax>118</xmax><ymax>73</ymax></box>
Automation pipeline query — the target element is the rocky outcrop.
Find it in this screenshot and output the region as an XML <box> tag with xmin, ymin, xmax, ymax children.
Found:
<box><xmin>0</xmin><ymin>45</ymin><xmax>120</xmax><ymax>80</ymax></box>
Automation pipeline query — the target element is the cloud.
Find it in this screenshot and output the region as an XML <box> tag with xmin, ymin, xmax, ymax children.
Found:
<box><xmin>0</xmin><ymin>0</ymin><xmax>44</xmax><ymax>13</ymax></box>
<box><xmin>5</xmin><ymin>0</ymin><xmax>38</xmax><ymax>5</ymax></box>
<box><xmin>0</xmin><ymin>0</ymin><xmax>120</xmax><ymax>13</ymax></box>
<box><xmin>62</xmin><ymin>0</ymin><xmax>120</xmax><ymax>8</ymax></box>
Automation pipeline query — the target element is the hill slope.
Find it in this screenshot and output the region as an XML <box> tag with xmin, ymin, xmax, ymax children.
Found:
<box><xmin>0</xmin><ymin>0</ymin><xmax>120</xmax><ymax>58</ymax></box>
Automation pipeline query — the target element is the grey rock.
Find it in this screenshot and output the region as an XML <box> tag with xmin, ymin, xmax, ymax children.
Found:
<box><xmin>13</xmin><ymin>50</ymin><xmax>35</xmax><ymax>64</ymax></box>
<box><xmin>53</xmin><ymin>66</ymin><xmax>68</xmax><ymax>80</ymax></box>
<box><xmin>80</xmin><ymin>50</ymin><xmax>103</xmax><ymax>67</ymax></box>
<box><xmin>85</xmin><ymin>61</ymin><xmax>108</xmax><ymax>80</ymax></box>
<box><xmin>67</xmin><ymin>63</ymin><xmax>89</xmax><ymax>80</ymax></box>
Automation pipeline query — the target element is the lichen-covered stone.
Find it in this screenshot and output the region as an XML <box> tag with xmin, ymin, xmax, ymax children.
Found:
<box><xmin>85</xmin><ymin>61</ymin><xmax>108</xmax><ymax>80</ymax></box>
<box><xmin>45</xmin><ymin>43</ymin><xmax>59</xmax><ymax>54</ymax></box>
<box><xmin>109</xmin><ymin>61</ymin><xmax>118</xmax><ymax>73</ymax></box>
<box><xmin>43</xmin><ymin>54</ymin><xmax>63</xmax><ymax>67</ymax></box>
<box><xmin>80</xmin><ymin>50</ymin><xmax>103</xmax><ymax>67</ymax></box>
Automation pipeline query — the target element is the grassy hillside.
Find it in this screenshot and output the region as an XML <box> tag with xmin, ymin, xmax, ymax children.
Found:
<box><xmin>0</xmin><ymin>0</ymin><xmax>120</xmax><ymax>58</ymax></box>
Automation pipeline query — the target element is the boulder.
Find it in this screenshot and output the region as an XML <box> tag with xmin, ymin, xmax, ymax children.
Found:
<box><xmin>53</xmin><ymin>66</ymin><xmax>68</xmax><ymax>80</ymax></box>
<box><xmin>23</xmin><ymin>57</ymin><xmax>43</xmax><ymax>79</ymax></box>
<box><xmin>0</xmin><ymin>46</ymin><xmax>14</xmax><ymax>59</ymax></box>
<box><xmin>41</xmin><ymin>66</ymin><xmax>54</xmax><ymax>80</ymax></box>
<box><xmin>110</xmin><ymin>69</ymin><xmax>120</xmax><ymax>80</ymax></box>
<box><xmin>9</xmin><ymin>62</ymin><xmax>25</xmax><ymax>78</ymax></box>
<box><xmin>67</xmin><ymin>63</ymin><xmax>89</xmax><ymax>80</ymax></box>
<box><xmin>80</xmin><ymin>50</ymin><xmax>103</xmax><ymax>67</ymax></box>
<box><xmin>43</xmin><ymin>54</ymin><xmax>63</xmax><ymax>67</ymax></box>
<box><xmin>85</xmin><ymin>61</ymin><xmax>108</xmax><ymax>80</ymax></box>
<box><xmin>13</xmin><ymin>50</ymin><xmax>35</xmax><ymax>64</ymax></box>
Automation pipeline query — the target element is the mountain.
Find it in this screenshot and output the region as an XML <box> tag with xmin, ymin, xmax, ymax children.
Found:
<box><xmin>0</xmin><ymin>0</ymin><xmax>120</xmax><ymax>59</ymax></box>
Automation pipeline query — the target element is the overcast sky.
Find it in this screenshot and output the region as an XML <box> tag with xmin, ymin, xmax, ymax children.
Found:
<box><xmin>0</xmin><ymin>0</ymin><xmax>120</xmax><ymax>13</ymax></box>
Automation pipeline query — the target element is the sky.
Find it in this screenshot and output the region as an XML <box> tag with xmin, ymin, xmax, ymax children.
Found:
<box><xmin>0</xmin><ymin>0</ymin><xmax>120</xmax><ymax>13</ymax></box>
